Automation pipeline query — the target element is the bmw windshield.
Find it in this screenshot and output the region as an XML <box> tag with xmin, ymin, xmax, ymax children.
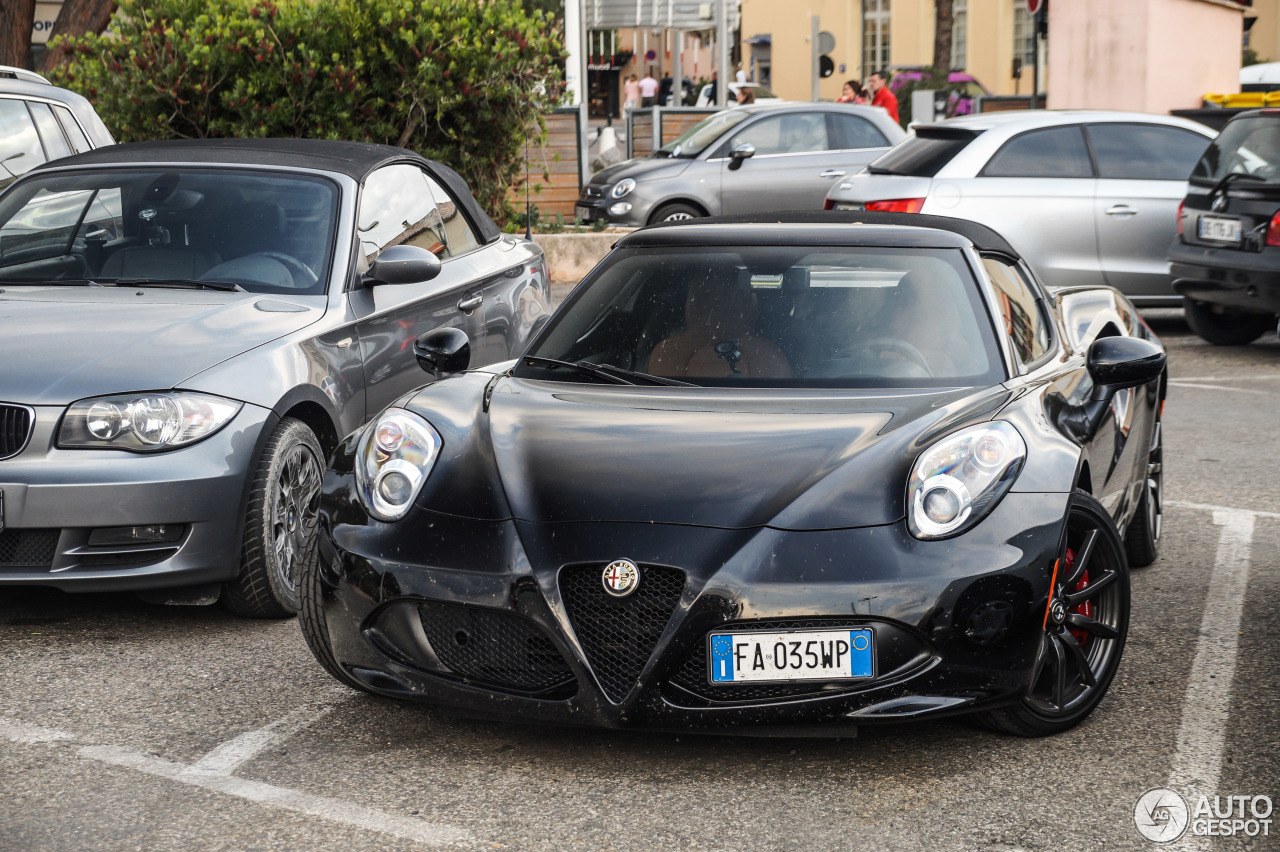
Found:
<box><xmin>0</xmin><ymin>168</ymin><xmax>339</xmax><ymax>295</ymax></box>
<box><xmin>517</xmin><ymin>245</ymin><xmax>1005</xmax><ymax>388</ymax></box>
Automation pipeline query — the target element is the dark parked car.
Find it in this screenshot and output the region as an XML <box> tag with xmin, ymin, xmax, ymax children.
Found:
<box><xmin>1170</xmin><ymin>108</ymin><xmax>1280</xmax><ymax>344</ymax></box>
<box><xmin>300</xmin><ymin>211</ymin><xmax>1166</xmax><ymax>737</ymax></box>
<box><xmin>0</xmin><ymin>139</ymin><xmax>550</xmax><ymax>616</ymax></box>
<box><xmin>0</xmin><ymin>68</ymin><xmax>114</xmax><ymax>190</ymax></box>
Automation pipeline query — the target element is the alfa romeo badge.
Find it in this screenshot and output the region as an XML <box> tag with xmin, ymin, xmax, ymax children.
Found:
<box><xmin>602</xmin><ymin>559</ymin><xmax>640</xmax><ymax>598</ymax></box>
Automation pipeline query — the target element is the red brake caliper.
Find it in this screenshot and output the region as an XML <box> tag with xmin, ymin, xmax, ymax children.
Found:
<box><xmin>1063</xmin><ymin>546</ymin><xmax>1092</xmax><ymax>645</ymax></box>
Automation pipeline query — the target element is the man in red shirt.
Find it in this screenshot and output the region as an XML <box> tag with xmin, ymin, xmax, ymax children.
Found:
<box><xmin>867</xmin><ymin>70</ymin><xmax>899</xmax><ymax>124</ymax></box>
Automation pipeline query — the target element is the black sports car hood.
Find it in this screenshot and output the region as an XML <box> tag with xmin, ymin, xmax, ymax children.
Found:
<box><xmin>410</xmin><ymin>376</ymin><xmax>1012</xmax><ymax>531</ymax></box>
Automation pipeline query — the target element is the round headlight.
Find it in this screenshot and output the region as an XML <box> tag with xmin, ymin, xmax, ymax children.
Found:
<box><xmin>85</xmin><ymin>402</ymin><xmax>124</xmax><ymax>440</ymax></box>
<box><xmin>129</xmin><ymin>396</ymin><xmax>183</xmax><ymax>445</ymax></box>
<box><xmin>907</xmin><ymin>422</ymin><xmax>1026</xmax><ymax>540</ymax></box>
<box><xmin>611</xmin><ymin>178</ymin><xmax>637</xmax><ymax>199</ymax></box>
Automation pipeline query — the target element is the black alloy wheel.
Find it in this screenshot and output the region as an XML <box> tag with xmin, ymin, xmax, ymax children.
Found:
<box><xmin>1183</xmin><ymin>299</ymin><xmax>1274</xmax><ymax>346</ymax></box>
<box><xmin>223</xmin><ymin>418</ymin><xmax>324</xmax><ymax>618</ymax></box>
<box><xmin>1125</xmin><ymin>415</ymin><xmax>1162</xmax><ymax>567</ymax></box>
<box><xmin>975</xmin><ymin>490</ymin><xmax>1130</xmax><ymax>737</ymax></box>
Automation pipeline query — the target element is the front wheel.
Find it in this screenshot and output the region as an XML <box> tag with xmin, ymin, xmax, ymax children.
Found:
<box><xmin>649</xmin><ymin>202</ymin><xmax>702</xmax><ymax>224</ymax></box>
<box><xmin>973</xmin><ymin>490</ymin><xmax>1130</xmax><ymax>737</ymax></box>
<box><xmin>1183</xmin><ymin>299</ymin><xmax>1274</xmax><ymax>346</ymax></box>
<box><xmin>223</xmin><ymin>417</ymin><xmax>324</xmax><ymax>618</ymax></box>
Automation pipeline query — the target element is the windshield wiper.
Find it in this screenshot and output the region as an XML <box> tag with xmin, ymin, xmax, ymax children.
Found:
<box><xmin>520</xmin><ymin>355</ymin><xmax>635</xmax><ymax>385</ymax></box>
<box><xmin>585</xmin><ymin>362</ymin><xmax>696</xmax><ymax>387</ymax></box>
<box><xmin>108</xmin><ymin>278</ymin><xmax>246</xmax><ymax>292</ymax></box>
<box><xmin>1209</xmin><ymin>171</ymin><xmax>1267</xmax><ymax>199</ymax></box>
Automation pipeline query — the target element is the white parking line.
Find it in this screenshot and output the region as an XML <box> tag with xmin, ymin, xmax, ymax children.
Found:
<box><xmin>1165</xmin><ymin>508</ymin><xmax>1257</xmax><ymax>852</ymax></box>
<box><xmin>0</xmin><ymin>714</ymin><xmax>470</xmax><ymax>848</ymax></box>
<box><xmin>192</xmin><ymin>704</ymin><xmax>332</xmax><ymax>775</ymax></box>
<box><xmin>1167</xmin><ymin>381</ymin><xmax>1270</xmax><ymax>395</ymax></box>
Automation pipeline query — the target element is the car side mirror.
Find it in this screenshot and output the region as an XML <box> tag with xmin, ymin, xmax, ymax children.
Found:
<box><xmin>1086</xmin><ymin>336</ymin><xmax>1166</xmax><ymax>400</ymax></box>
<box><xmin>366</xmin><ymin>245</ymin><xmax>442</xmax><ymax>286</ymax></box>
<box><xmin>728</xmin><ymin>143</ymin><xmax>756</xmax><ymax>171</ymax></box>
<box><xmin>413</xmin><ymin>327</ymin><xmax>470</xmax><ymax>378</ymax></box>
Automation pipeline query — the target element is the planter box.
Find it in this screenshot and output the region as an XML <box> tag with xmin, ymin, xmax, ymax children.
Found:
<box><xmin>532</xmin><ymin>230</ymin><xmax>632</xmax><ymax>283</ymax></box>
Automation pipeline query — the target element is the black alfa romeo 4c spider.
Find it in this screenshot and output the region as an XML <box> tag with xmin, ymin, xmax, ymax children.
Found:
<box><xmin>299</xmin><ymin>212</ymin><xmax>1166</xmax><ymax>737</ymax></box>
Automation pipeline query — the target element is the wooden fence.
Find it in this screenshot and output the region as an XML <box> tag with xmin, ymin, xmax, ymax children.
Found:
<box><xmin>626</xmin><ymin>107</ymin><xmax>722</xmax><ymax>158</ymax></box>
<box><xmin>511</xmin><ymin>107</ymin><xmax>583</xmax><ymax>219</ymax></box>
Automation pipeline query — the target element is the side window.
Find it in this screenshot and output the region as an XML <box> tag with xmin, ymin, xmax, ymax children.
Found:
<box><xmin>357</xmin><ymin>164</ymin><xmax>448</xmax><ymax>264</ymax></box>
<box><xmin>981</xmin><ymin>126</ymin><xmax>1094</xmax><ymax>179</ymax></box>
<box><xmin>0</xmin><ymin>99</ymin><xmax>48</xmax><ymax>188</ymax></box>
<box><xmin>52</xmin><ymin>105</ymin><xmax>93</xmax><ymax>153</ymax></box>
<box><xmin>1087</xmin><ymin>123</ymin><xmax>1210</xmax><ymax>181</ymax></box>
<box><xmin>27</xmin><ymin>102</ymin><xmax>74</xmax><ymax>161</ymax></box>
<box><xmin>828</xmin><ymin>113</ymin><xmax>889</xmax><ymax>150</ymax></box>
<box><xmin>730</xmin><ymin>112</ymin><xmax>830</xmax><ymax>156</ymax></box>
<box><xmin>422</xmin><ymin>173</ymin><xmax>481</xmax><ymax>256</ymax></box>
<box><xmin>982</xmin><ymin>256</ymin><xmax>1050</xmax><ymax>367</ymax></box>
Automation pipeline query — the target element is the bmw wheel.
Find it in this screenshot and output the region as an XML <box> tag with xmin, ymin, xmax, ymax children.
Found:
<box><xmin>974</xmin><ymin>490</ymin><xmax>1130</xmax><ymax>737</ymax></box>
<box><xmin>223</xmin><ymin>417</ymin><xmax>324</xmax><ymax>618</ymax></box>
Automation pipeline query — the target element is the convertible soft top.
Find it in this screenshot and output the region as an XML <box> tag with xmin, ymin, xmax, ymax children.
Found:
<box><xmin>643</xmin><ymin>210</ymin><xmax>1021</xmax><ymax>258</ymax></box>
<box><xmin>31</xmin><ymin>138</ymin><xmax>501</xmax><ymax>244</ymax></box>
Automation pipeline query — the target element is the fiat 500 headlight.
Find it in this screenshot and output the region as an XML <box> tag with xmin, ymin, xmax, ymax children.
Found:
<box><xmin>59</xmin><ymin>392</ymin><xmax>242</xmax><ymax>452</ymax></box>
<box><xmin>610</xmin><ymin>178</ymin><xmax>636</xmax><ymax>199</ymax></box>
<box><xmin>355</xmin><ymin>408</ymin><xmax>442</xmax><ymax>522</ymax></box>
<box><xmin>907</xmin><ymin>421</ymin><xmax>1026</xmax><ymax>540</ymax></box>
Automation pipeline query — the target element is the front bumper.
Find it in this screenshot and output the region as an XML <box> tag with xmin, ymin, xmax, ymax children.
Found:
<box><xmin>574</xmin><ymin>193</ymin><xmax>650</xmax><ymax>228</ymax></box>
<box><xmin>0</xmin><ymin>402</ymin><xmax>273</xmax><ymax>591</ymax></box>
<box><xmin>1170</xmin><ymin>240</ymin><xmax>1280</xmax><ymax>314</ymax></box>
<box><xmin>313</xmin><ymin>483</ymin><xmax>1069</xmax><ymax>731</ymax></box>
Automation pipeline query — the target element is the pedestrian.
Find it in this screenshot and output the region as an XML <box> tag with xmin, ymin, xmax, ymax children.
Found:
<box><xmin>736</xmin><ymin>86</ymin><xmax>755</xmax><ymax>106</ymax></box>
<box><xmin>866</xmin><ymin>70</ymin><xmax>899</xmax><ymax>122</ymax></box>
<box><xmin>624</xmin><ymin>74</ymin><xmax>641</xmax><ymax>111</ymax></box>
<box><xmin>639</xmin><ymin>70</ymin><xmax>658</xmax><ymax>107</ymax></box>
<box><xmin>837</xmin><ymin>80</ymin><xmax>867</xmax><ymax>104</ymax></box>
<box><xmin>735</xmin><ymin>64</ymin><xmax>747</xmax><ymax>85</ymax></box>
<box><xmin>659</xmin><ymin>73</ymin><xmax>673</xmax><ymax>106</ymax></box>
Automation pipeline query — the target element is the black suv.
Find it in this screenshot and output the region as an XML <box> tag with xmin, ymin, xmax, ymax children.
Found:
<box><xmin>1171</xmin><ymin>109</ymin><xmax>1280</xmax><ymax>344</ymax></box>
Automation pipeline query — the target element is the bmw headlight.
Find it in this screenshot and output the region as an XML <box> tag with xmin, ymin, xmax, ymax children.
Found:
<box><xmin>610</xmin><ymin>178</ymin><xmax>636</xmax><ymax>199</ymax></box>
<box><xmin>59</xmin><ymin>392</ymin><xmax>242</xmax><ymax>452</ymax></box>
<box><xmin>907</xmin><ymin>421</ymin><xmax>1026</xmax><ymax>539</ymax></box>
<box><xmin>355</xmin><ymin>408</ymin><xmax>442</xmax><ymax>521</ymax></box>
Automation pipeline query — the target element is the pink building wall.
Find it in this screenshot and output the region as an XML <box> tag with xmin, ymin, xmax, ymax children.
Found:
<box><xmin>1048</xmin><ymin>0</ymin><xmax>1242</xmax><ymax>113</ymax></box>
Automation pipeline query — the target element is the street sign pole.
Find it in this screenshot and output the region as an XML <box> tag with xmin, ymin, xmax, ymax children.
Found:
<box><xmin>811</xmin><ymin>16</ymin><xmax>820</xmax><ymax>102</ymax></box>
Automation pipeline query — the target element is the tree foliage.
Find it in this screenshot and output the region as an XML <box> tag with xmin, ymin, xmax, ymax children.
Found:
<box><xmin>48</xmin><ymin>0</ymin><xmax>567</xmax><ymax>221</ymax></box>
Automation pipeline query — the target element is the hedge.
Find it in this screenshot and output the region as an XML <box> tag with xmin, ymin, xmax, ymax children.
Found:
<box><xmin>48</xmin><ymin>0</ymin><xmax>567</xmax><ymax>222</ymax></box>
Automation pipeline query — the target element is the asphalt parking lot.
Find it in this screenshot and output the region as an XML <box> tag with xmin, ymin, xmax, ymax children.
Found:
<box><xmin>2</xmin><ymin>309</ymin><xmax>1278</xmax><ymax>852</ymax></box>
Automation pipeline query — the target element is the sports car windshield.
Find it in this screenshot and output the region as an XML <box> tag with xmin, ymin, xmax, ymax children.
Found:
<box><xmin>0</xmin><ymin>168</ymin><xmax>339</xmax><ymax>295</ymax></box>
<box><xmin>518</xmin><ymin>245</ymin><xmax>1005</xmax><ymax>388</ymax></box>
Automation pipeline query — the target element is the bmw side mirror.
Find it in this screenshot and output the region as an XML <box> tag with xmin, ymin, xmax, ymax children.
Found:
<box><xmin>414</xmin><ymin>327</ymin><xmax>470</xmax><ymax>378</ymax></box>
<box><xmin>728</xmin><ymin>143</ymin><xmax>756</xmax><ymax>172</ymax></box>
<box><xmin>367</xmin><ymin>245</ymin><xmax>442</xmax><ymax>286</ymax></box>
<box><xmin>1086</xmin><ymin>336</ymin><xmax>1166</xmax><ymax>400</ymax></box>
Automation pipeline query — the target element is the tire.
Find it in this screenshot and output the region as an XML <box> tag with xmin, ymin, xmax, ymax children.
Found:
<box><xmin>649</xmin><ymin>202</ymin><xmax>702</xmax><ymax>224</ymax></box>
<box><xmin>973</xmin><ymin>490</ymin><xmax>1130</xmax><ymax>737</ymax></box>
<box><xmin>297</xmin><ymin>526</ymin><xmax>369</xmax><ymax>692</ymax></box>
<box><xmin>222</xmin><ymin>418</ymin><xmax>324</xmax><ymax>618</ymax></box>
<box><xmin>1125</xmin><ymin>416</ymin><xmax>1162</xmax><ymax>568</ymax></box>
<box><xmin>1183</xmin><ymin>298</ymin><xmax>1274</xmax><ymax>346</ymax></box>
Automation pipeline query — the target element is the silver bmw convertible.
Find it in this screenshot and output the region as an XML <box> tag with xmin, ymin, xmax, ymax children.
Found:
<box><xmin>0</xmin><ymin>139</ymin><xmax>549</xmax><ymax>616</ymax></box>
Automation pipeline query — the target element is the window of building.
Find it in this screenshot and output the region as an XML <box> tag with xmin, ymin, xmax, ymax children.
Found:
<box><xmin>951</xmin><ymin>0</ymin><xmax>967</xmax><ymax>70</ymax></box>
<box><xmin>1013</xmin><ymin>3</ymin><xmax>1036</xmax><ymax>69</ymax></box>
<box><xmin>863</xmin><ymin>0</ymin><xmax>890</xmax><ymax>76</ymax></box>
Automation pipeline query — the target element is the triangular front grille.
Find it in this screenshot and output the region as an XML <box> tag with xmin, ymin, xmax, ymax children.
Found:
<box><xmin>559</xmin><ymin>563</ymin><xmax>685</xmax><ymax>703</ymax></box>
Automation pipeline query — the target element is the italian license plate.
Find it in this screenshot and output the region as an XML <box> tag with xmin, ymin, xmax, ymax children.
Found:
<box><xmin>709</xmin><ymin>628</ymin><xmax>873</xmax><ymax>683</ymax></box>
<box><xmin>1198</xmin><ymin>215</ymin><xmax>1242</xmax><ymax>243</ymax></box>
<box><xmin>574</xmin><ymin>204</ymin><xmax>593</xmax><ymax>223</ymax></box>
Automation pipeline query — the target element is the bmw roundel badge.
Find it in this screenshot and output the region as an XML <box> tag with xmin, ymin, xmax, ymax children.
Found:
<box><xmin>602</xmin><ymin>559</ymin><xmax>640</xmax><ymax>598</ymax></box>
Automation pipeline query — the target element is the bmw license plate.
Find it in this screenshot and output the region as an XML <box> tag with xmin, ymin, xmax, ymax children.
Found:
<box><xmin>709</xmin><ymin>628</ymin><xmax>873</xmax><ymax>683</ymax></box>
<box><xmin>1198</xmin><ymin>215</ymin><xmax>1242</xmax><ymax>243</ymax></box>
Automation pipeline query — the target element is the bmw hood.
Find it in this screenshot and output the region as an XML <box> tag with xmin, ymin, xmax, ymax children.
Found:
<box><xmin>589</xmin><ymin>156</ymin><xmax>693</xmax><ymax>187</ymax></box>
<box><xmin>412</xmin><ymin>377</ymin><xmax>1012</xmax><ymax>531</ymax></box>
<box><xmin>0</xmin><ymin>287</ymin><xmax>323</xmax><ymax>405</ymax></box>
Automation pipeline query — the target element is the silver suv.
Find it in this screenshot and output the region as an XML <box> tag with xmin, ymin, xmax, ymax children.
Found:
<box><xmin>0</xmin><ymin>67</ymin><xmax>114</xmax><ymax>189</ymax></box>
<box><xmin>576</xmin><ymin>103</ymin><xmax>904</xmax><ymax>226</ymax></box>
<box><xmin>824</xmin><ymin>110</ymin><xmax>1215</xmax><ymax>307</ymax></box>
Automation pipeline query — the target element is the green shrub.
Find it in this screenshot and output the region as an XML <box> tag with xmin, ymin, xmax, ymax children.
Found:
<box><xmin>49</xmin><ymin>0</ymin><xmax>566</xmax><ymax>223</ymax></box>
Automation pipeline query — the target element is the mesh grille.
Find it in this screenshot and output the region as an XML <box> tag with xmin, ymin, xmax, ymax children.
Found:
<box><xmin>0</xmin><ymin>404</ymin><xmax>33</xmax><ymax>460</ymax></box>
<box><xmin>417</xmin><ymin>601</ymin><xmax>575</xmax><ymax>696</ymax></box>
<box><xmin>0</xmin><ymin>529</ymin><xmax>60</xmax><ymax>570</ymax></box>
<box><xmin>560</xmin><ymin>563</ymin><xmax>685</xmax><ymax>703</ymax></box>
<box><xmin>668</xmin><ymin>618</ymin><xmax>874</xmax><ymax>704</ymax></box>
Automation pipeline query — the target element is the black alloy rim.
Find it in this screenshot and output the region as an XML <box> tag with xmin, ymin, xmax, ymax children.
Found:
<box><xmin>273</xmin><ymin>443</ymin><xmax>323</xmax><ymax>594</ymax></box>
<box><xmin>1025</xmin><ymin>511</ymin><xmax>1125</xmax><ymax>717</ymax></box>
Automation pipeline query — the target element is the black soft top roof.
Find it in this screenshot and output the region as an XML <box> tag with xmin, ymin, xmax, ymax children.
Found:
<box><xmin>31</xmin><ymin>138</ymin><xmax>501</xmax><ymax>243</ymax></box>
<box><xmin>641</xmin><ymin>210</ymin><xmax>1020</xmax><ymax>258</ymax></box>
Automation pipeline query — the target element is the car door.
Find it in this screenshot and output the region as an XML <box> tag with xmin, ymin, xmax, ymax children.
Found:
<box><xmin>1086</xmin><ymin>122</ymin><xmax>1212</xmax><ymax>302</ymax></box>
<box><xmin>960</xmin><ymin>125</ymin><xmax>1100</xmax><ymax>289</ymax></box>
<box><xmin>718</xmin><ymin>111</ymin><xmax>850</xmax><ymax>213</ymax></box>
<box><xmin>350</xmin><ymin>162</ymin><xmax>486</xmax><ymax>417</ymax></box>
